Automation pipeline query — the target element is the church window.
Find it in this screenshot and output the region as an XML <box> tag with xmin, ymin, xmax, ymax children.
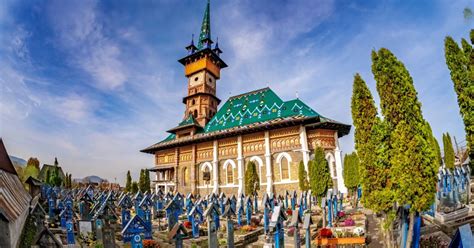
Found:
<box><xmin>226</xmin><ymin>167</ymin><xmax>233</xmax><ymax>185</ymax></box>
<box><xmin>280</xmin><ymin>157</ymin><xmax>290</xmax><ymax>180</ymax></box>
<box><xmin>193</xmin><ymin>110</ymin><xmax>198</xmax><ymax>117</ymax></box>
<box><xmin>192</xmin><ymin>99</ymin><xmax>195</xmax><ymax>105</ymax></box>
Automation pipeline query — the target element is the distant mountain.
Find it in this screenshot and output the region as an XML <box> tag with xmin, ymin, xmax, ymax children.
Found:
<box><xmin>10</xmin><ymin>156</ymin><xmax>26</xmax><ymax>167</ymax></box>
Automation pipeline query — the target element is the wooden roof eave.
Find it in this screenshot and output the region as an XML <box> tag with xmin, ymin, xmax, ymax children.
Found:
<box><xmin>140</xmin><ymin>115</ymin><xmax>323</xmax><ymax>154</ymax></box>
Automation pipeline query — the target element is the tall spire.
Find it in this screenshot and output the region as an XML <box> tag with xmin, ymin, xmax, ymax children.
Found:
<box><xmin>197</xmin><ymin>0</ymin><xmax>211</xmax><ymax>49</ymax></box>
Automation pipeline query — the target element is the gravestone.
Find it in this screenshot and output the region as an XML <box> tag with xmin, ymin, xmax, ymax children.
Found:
<box><xmin>262</xmin><ymin>193</ymin><xmax>271</xmax><ymax>234</ymax></box>
<box><xmin>246</xmin><ymin>196</ymin><xmax>253</xmax><ymax>225</ymax></box>
<box><xmin>449</xmin><ymin>223</ymin><xmax>473</xmax><ymax>248</ymax></box>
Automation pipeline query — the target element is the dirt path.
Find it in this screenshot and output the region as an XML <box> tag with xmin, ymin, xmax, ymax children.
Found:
<box><xmin>365</xmin><ymin>211</ymin><xmax>385</xmax><ymax>248</ymax></box>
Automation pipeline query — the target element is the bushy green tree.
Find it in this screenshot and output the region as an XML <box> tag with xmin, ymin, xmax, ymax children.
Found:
<box><xmin>298</xmin><ymin>161</ymin><xmax>309</xmax><ymax>191</ymax></box>
<box><xmin>372</xmin><ymin>48</ymin><xmax>437</xmax><ymax>247</ymax></box>
<box><xmin>309</xmin><ymin>147</ymin><xmax>332</xmax><ymax>202</ymax></box>
<box><xmin>244</xmin><ymin>161</ymin><xmax>260</xmax><ymax>194</ymax></box>
<box><xmin>125</xmin><ymin>170</ymin><xmax>132</xmax><ymax>192</ymax></box>
<box><xmin>22</xmin><ymin>157</ymin><xmax>40</xmax><ymax>182</ymax></box>
<box><xmin>145</xmin><ymin>169</ymin><xmax>150</xmax><ymax>192</ymax></box>
<box><xmin>443</xmin><ymin>133</ymin><xmax>456</xmax><ymax>169</ymax></box>
<box><xmin>445</xmin><ymin>30</ymin><xmax>473</xmax><ymax>171</ymax></box>
<box><xmin>131</xmin><ymin>181</ymin><xmax>139</xmax><ymax>193</ymax></box>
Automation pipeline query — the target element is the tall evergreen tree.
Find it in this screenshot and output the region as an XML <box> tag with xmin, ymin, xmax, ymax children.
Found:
<box><xmin>309</xmin><ymin>147</ymin><xmax>332</xmax><ymax>202</ymax></box>
<box><xmin>372</xmin><ymin>48</ymin><xmax>437</xmax><ymax>247</ymax></box>
<box><xmin>131</xmin><ymin>181</ymin><xmax>139</xmax><ymax>194</ymax></box>
<box><xmin>145</xmin><ymin>169</ymin><xmax>150</xmax><ymax>192</ymax></box>
<box><xmin>138</xmin><ymin>169</ymin><xmax>146</xmax><ymax>192</ymax></box>
<box><xmin>244</xmin><ymin>161</ymin><xmax>260</xmax><ymax>194</ymax></box>
<box><xmin>443</xmin><ymin>132</ymin><xmax>456</xmax><ymax>169</ymax></box>
<box><xmin>298</xmin><ymin>161</ymin><xmax>309</xmax><ymax>191</ymax></box>
<box><xmin>45</xmin><ymin>170</ymin><xmax>51</xmax><ymax>185</ymax></box>
<box><xmin>343</xmin><ymin>152</ymin><xmax>360</xmax><ymax>206</ymax></box>
<box><xmin>445</xmin><ymin>30</ymin><xmax>473</xmax><ymax>170</ymax></box>
<box><xmin>125</xmin><ymin>170</ymin><xmax>132</xmax><ymax>192</ymax></box>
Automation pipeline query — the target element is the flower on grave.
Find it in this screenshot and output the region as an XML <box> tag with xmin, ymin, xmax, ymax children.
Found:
<box><xmin>240</xmin><ymin>225</ymin><xmax>256</xmax><ymax>232</ymax></box>
<box><xmin>286</xmin><ymin>209</ymin><xmax>293</xmax><ymax>216</ymax></box>
<box><xmin>143</xmin><ymin>239</ymin><xmax>158</xmax><ymax>248</ymax></box>
<box><xmin>337</xmin><ymin>211</ymin><xmax>345</xmax><ymax>218</ymax></box>
<box><xmin>344</xmin><ymin>218</ymin><xmax>355</xmax><ymax>227</ymax></box>
<box><xmin>319</xmin><ymin>228</ymin><xmax>333</xmax><ymax>238</ymax></box>
<box><xmin>287</xmin><ymin>226</ymin><xmax>295</xmax><ymax>237</ymax></box>
<box><xmin>183</xmin><ymin>221</ymin><xmax>192</xmax><ymax>229</ymax></box>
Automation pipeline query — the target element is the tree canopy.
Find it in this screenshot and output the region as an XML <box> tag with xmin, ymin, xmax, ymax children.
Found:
<box><xmin>443</xmin><ymin>132</ymin><xmax>456</xmax><ymax>169</ymax></box>
<box><xmin>444</xmin><ymin>30</ymin><xmax>473</xmax><ymax>170</ymax></box>
<box><xmin>244</xmin><ymin>161</ymin><xmax>260</xmax><ymax>194</ymax></box>
<box><xmin>309</xmin><ymin>146</ymin><xmax>332</xmax><ymax>200</ymax></box>
<box><xmin>343</xmin><ymin>152</ymin><xmax>359</xmax><ymax>192</ymax></box>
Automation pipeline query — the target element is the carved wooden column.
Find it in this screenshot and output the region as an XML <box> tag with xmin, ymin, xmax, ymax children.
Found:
<box><xmin>264</xmin><ymin>131</ymin><xmax>273</xmax><ymax>194</ymax></box>
<box><xmin>212</xmin><ymin>140</ymin><xmax>219</xmax><ymax>193</ymax></box>
<box><xmin>299</xmin><ymin>125</ymin><xmax>310</xmax><ymax>173</ymax></box>
<box><xmin>175</xmin><ymin>147</ymin><xmax>179</xmax><ymax>193</ymax></box>
<box><xmin>191</xmin><ymin>145</ymin><xmax>197</xmax><ymax>194</ymax></box>
<box><xmin>333</xmin><ymin>132</ymin><xmax>347</xmax><ymax>194</ymax></box>
<box><xmin>237</xmin><ymin>135</ymin><xmax>244</xmax><ymax>196</ymax></box>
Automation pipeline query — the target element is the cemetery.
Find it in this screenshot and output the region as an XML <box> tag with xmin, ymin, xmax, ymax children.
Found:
<box><xmin>9</xmin><ymin>180</ymin><xmax>473</xmax><ymax>247</ymax></box>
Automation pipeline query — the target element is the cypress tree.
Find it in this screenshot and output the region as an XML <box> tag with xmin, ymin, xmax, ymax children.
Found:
<box><xmin>372</xmin><ymin>48</ymin><xmax>437</xmax><ymax>247</ymax></box>
<box><xmin>125</xmin><ymin>170</ymin><xmax>132</xmax><ymax>192</ymax></box>
<box><xmin>45</xmin><ymin>170</ymin><xmax>51</xmax><ymax>185</ymax></box>
<box><xmin>309</xmin><ymin>147</ymin><xmax>332</xmax><ymax>202</ymax></box>
<box><xmin>343</xmin><ymin>152</ymin><xmax>360</xmax><ymax>204</ymax></box>
<box><xmin>139</xmin><ymin>169</ymin><xmax>146</xmax><ymax>192</ymax></box>
<box><xmin>244</xmin><ymin>161</ymin><xmax>260</xmax><ymax>194</ymax></box>
<box><xmin>145</xmin><ymin>169</ymin><xmax>150</xmax><ymax>192</ymax></box>
<box><xmin>445</xmin><ymin>30</ymin><xmax>473</xmax><ymax>170</ymax></box>
<box><xmin>443</xmin><ymin>132</ymin><xmax>456</xmax><ymax>169</ymax></box>
<box><xmin>131</xmin><ymin>181</ymin><xmax>138</xmax><ymax>194</ymax></box>
<box><xmin>298</xmin><ymin>161</ymin><xmax>309</xmax><ymax>191</ymax></box>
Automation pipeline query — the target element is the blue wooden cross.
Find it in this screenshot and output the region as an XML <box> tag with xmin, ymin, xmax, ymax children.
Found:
<box><xmin>222</xmin><ymin>203</ymin><xmax>236</xmax><ymax>248</ymax></box>
<box><xmin>291</xmin><ymin>191</ymin><xmax>297</xmax><ymax>210</ymax></box>
<box><xmin>237</xmin><ymin>200</ymin><xmax>244</xmax><ymax>226</ymax></box>
<box><xmin>269</xmin><ymin>205</ymin><xmax>287</xmax><ymax>248</ymax></box>
<box><xmin>303</xmin><ymin>212</ymin><xmax>313</xmax><ymax>248</ymax></box>
<box><xmin>290</xmin><ymin>210</ymin><xmax>303</xmax><ymax>248</ymax></box>
<box><xmin>204</xmin><ymin>202</ymin><xmax>220</xmax><ymax>248</ymax></box>
<box><xmin>189</xmin><ymin>205</ymin><xmax>203</xmax><ymax>238</ymax></box>
<box><xmin>448</xmin><ymin>223</ymin><xmax>473</xmax><ymax>248</ymax></box>
<box><xmin>262</xmin><ymin>193</ymin><xmax>271</xmax><ymax>234</ymax></box>
<box><xmin>118</xmin><ymin>193</ymin><xmax>133</xmax><ymax>229</ymax></box>
<box><xmin>285</xmin><ymin>191</ymin><xmax>289</xmax><ymax>210</ymax></box>
<box><xmin>164</xmin><ymin>195</ymin><xmax>180</xmax><ymax>231</ymax></box>
<box><xmin>253</xmin><ymin>192</ymin><xmax>259</xmax><ymax>213</ymax></box>
<box><xmin>121</xmin><ymin>215</ymin><xmax>151</xmax><ymax>244</ymax></box>
<box><xmin>66</xmin><ymin>219</ymin><xmax>75</xmax><ymax>244</ymax></box>
<box><xmin>246</xmin><ymin>196</ymin><xmax>253</xmax><ymax>225</ymax></box>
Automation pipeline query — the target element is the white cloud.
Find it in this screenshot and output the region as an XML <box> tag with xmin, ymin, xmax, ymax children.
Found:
<box><xmin>47</xmin><ymin>0</ymin><xmax>127</xmax><ymax>90</ymax></box>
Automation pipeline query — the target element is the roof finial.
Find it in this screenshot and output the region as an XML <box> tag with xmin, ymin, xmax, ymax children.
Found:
<box><xmin>296</xmin><ymin>91</ymin><xmax>299</xmax><ymax>99</ymax></box>
<box><xmin>197</xmin><ymin>0</ymin><xmax>211</xmax><ymax>49</ymax></box>
<box><xmin>191</xmin><ymin>33</ymin><xmax>195</xmax><ymax>45</ymax></box>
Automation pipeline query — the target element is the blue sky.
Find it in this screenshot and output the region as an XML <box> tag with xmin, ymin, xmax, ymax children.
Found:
<box><xmin>0</xmin><ymin>0</ymin><xmax>471</xmax><ymax>184</ymax></box>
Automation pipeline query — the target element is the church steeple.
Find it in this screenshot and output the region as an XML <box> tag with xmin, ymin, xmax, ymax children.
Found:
<box><xmin>178</xmin><ymin>0</ymin><xmax>227</xmax><ymax>128</ymax></box>
<box><xmin>197</xmin><ymin>0</ymin><xmax>212</xmax><ymax>49</ymax></box>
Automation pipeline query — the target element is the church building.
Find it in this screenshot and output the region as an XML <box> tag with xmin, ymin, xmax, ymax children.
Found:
<box><xmin>141</xmin><ymin>1</ymin><xmax>351</xmax><ymax>196</ymax></box>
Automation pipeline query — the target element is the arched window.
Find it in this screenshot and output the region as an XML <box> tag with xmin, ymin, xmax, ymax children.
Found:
<box><xmin>223</xmin><ymin>160</ymin><xmax>236</xmax><ymax>185</ymax></box>
<box><xmin>280</xmin><ymin>157</ymin><xmax>290</xmax><ymax>180</ymax></box>
<box><xmin>192</xmin><ymin>99</ymin><xmax>196</xmax><ymax>105</ymax></box>
<box><xmin>193</xmin><ymin>109</ymin><xmax>198</xmax><ymax>118</ymax></box>
<box><xmin>182</xmin><ymin>167</ymin><xmax>188</xmax><ymax>186</ymax></box>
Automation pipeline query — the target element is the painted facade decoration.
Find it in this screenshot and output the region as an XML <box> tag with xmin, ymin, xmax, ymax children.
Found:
<box><xmin>141</xmin><ymin>1</ymin><xmax>350</xmax><ymax>195</ymax></box>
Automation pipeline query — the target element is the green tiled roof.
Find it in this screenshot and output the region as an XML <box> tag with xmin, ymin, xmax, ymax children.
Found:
<box><xmin>153</xmin><ymin>87</ymin><xmax>319</xmax><ymax>146</ymax></box>
<box><xmin>203</xmin><ymin>87</ymin><xmax>319</xmax><ymax>132</ymax></box>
